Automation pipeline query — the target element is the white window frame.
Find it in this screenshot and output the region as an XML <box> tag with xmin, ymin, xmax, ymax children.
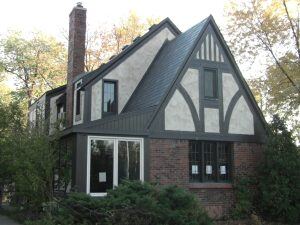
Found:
<box><xmin>86</xmin><ymin>136</ymin><xmax>144</xmax><ymax>197</ymax></box>
<box><xmin>73</xmin><ymin>79</ymin><xmax>84</xmax><ymax>125</ymax></box>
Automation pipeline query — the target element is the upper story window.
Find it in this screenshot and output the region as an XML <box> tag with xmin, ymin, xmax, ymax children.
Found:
<box><xmin>74</xmin><ymin>79</ymin><xmax>84</xmax><ymax>125</ymax></box>
<box><xmin>189</xmin><ymin>141</ymin><xmax>231</xmax><ymax>183</ymax></box>
<box><xmin>103</xmin><ymin>80</ymin><xmax>117</xmax><ymax>115</ymax></box>
<box><xmin>75</xmin><ymin>81</ymin><xmax>82</xmax><ymax>116</ymax></box>
<box><xmin>204</xmin><ymin>69</ymin><xmax>218</xmax><ymax>99</ymax></box>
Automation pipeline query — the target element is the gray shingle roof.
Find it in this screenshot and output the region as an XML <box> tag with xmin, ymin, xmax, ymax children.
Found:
<box><xmin>75</xmin><ymin>18</ymin><xmax>181</xmax><ymax>87</ymax></box>
<box><xmin>123</xmin><ymin>17</ymin><xmax>208</xmax><ymax>112</ymax></box>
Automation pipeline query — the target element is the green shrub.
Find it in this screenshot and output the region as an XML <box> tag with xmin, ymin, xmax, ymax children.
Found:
<box><xmin>231</xmin><ymin>177</ymin><xmax>255</xmax><ymax>219</ymax></box>
<box><xmin>50</xmin><ymin>181</ymin><xmax>212</xmax><ymax>225</ymax></box>
<box><xmin>257</xmin><ymin>116</ymin><xmax>300</xmax><ymax>223</ymax></box>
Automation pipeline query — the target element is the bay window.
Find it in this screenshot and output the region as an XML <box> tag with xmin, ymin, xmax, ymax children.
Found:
<box><xmin>87</xmin><ymin>136</ymin><xmax>144</xmax><ymax>196</ymax></box>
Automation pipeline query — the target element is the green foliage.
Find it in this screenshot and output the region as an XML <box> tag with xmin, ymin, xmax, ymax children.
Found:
<box><xmin>33</xmin><ymin>181</ymin><xmax>212</xmax><ymax>225</ymax></box>
<box><xmin>257</xmin><ymin>115</ymin><xmax>300</xmax><ymax>223</ymax></box>
<box><xmin>0</xmin><ymin>30</ymin><xmax>67</xmax><ymax>104</ymax></box>
<box><xmin>225</xmin><ymin>0</ymin><xmax>300</xmax><ymax>142</ymax></box>
<box><xmin>231</xmin><ymin>177</ymin><xmax>255</xmax><ymax>219</ymax></box>
<box><xmin>0</xmin><ymin>99</ymin><xmax>59</xmax><ymax>213</ymax></box>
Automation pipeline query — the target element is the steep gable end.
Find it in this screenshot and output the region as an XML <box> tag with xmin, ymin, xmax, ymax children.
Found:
<box><xmin>148</xmin><ymin>16</ymin><xmax>266</xmax><ymax>142</ymax></box>
<box><xmin>123</xmin><ymin>18</ymin><xmax>208</xmax><ymax>113</ymax></box>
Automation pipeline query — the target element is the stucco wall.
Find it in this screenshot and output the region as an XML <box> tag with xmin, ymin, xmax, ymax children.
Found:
<box><xmin>229</xmin><ymin>96</ymin><xmax>254</xmax><ymax>135</ymax></box>
<box><xmin>165</xmin><ymin>89</ymin><xmax>195</xmax><ymax>131</ymax></box>
<box><xmin>91</xmin><ymin>79</ymin><xmax>102</xmax><ymax>121</ymax></box>
<box><xmin>222</xmin><ymin>72</ymin><xmax>239</xmax><ymax>118</ymax></box>
<box><xmin>180</xmin><ymin>68</ymin><xmax>199</xmax><ymax>117</ymax></box>
<box><xmin>204</xmin><ymin>108</ymin><xmax>219</xmax><ymax>133</ymax></box>
<box><xmin>105</xmin><ymin>28</ymin><xmax>175</xmax><ymax>113</ymax></box>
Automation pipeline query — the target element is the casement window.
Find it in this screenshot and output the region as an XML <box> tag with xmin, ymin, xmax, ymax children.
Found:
<box><xmin>204</xmin><ymin>69</ymin><xmax>218</xmax><ymax>99</ymax></box>
<box><xmin>75</xmin><ymin>81</ymin><xmax>82</xmax><ymax>116</ymax></box>
<box><xmin>87</xmin><ymin>136</ymin><xmax>144</xmax><ymax>196</ymax></box>
<box><xmin>73</xmin><ymin>80</ymin><xmax>84</xmax><ymax>125</ymax></box>
<box><xmin>189</xmin><ymin>141</ymin><xmax>231</xmax><ymax>183</ymax></box>
<box><xmin>103</xmin><ymin>80</ymin><xmax>117</xmax><ymax>115</ymax></box>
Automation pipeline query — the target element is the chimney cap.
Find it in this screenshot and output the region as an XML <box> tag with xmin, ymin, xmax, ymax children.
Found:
<box><xmin>76</xmin><ymin>2</ymin><xmax>83</xmax><ymax>7</ymax></box>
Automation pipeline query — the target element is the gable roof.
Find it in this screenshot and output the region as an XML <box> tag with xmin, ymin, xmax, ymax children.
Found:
<box><xmin>75</xmin><ymin>17</ymin><xmax>181</xmax><ymax>87</ymax></box>
<box><xmin>123</xmin><ymin>17</ymin><xmax>209</xmax><ymax>112</ymax></box>
<box><xmin>124</xmin><ymin>15</ymin><xmax>267</xmax><ymax>131</ymax></box>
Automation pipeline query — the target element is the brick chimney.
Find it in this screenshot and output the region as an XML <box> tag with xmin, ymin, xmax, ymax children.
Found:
<box><xmin>66</xmin><ymin>2</ymin><xmax>86</xmax><ymax>127</ymax></box>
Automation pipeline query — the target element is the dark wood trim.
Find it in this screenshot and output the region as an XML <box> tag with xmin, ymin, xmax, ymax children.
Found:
<box><xmin>177</xmin><ymin>84</ymin><xmax>201</xmax><ymax>131</ymax></box>
<box><xmin>224</xmin><ymin>91</ymin><xmax>242</xmax><ymax>133</ymax></box>
<box><xmin>82</xmin><ymin>19</ymin><xmax>181</xmax><ymax>88</ymax></box>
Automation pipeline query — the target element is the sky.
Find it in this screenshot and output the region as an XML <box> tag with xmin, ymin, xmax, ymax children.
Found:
<box><xmin>1</xmin><ymin>0</ymin><xmax>258</xmax><ymax>86</ymax></box>
<box><xmin>0</xmin><ymin>0</ymin><xmax>228</xmax><ymax>39</ymax></box>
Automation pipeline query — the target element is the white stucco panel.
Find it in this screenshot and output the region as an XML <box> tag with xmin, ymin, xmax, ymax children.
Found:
<box><xmin>165</xmin><ymin>89</ymin><xmax>195</xmax><ymax>131</ymax></box>
<box><xmin>229</xmin><ymin>96</ymin><xmax>254</xmax><ymax>135</ymax></box>
<box><xmin>180</xmin><ymin>68</ymin><xmax>199</xmax><ymax>117</ymax></box>
<box><xmin>222</xmin><ymin>72</ymin><xmax>239</xmax><ymax>118</ymax></box>
<box><xmin>49</xmin><ymin>93</ymin><xmax>62</xmax><ymax>134</ymax></box>
<box><xmin>91</xmin><ymin>79</ymin><xmax>102</xmax><ymax>121</ymax></box>
<box><xmin>106</xmin><ymin>28</ymin><xmax>176</xmax><ymax>113</ymax></box>
<box><xmin>204</xmin><ymin>108</ymin><xmax>220</xmax><ymax>133</ymax></box>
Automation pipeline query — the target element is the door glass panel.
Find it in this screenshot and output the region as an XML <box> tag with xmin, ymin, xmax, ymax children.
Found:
<box><xmin>90</xmin><ymin>139</ymin><xmax>114</xmax><ymax>193</ymax></box>
<box><xmin>118</xmin><ymin>140</ymin><xmax>140</xmax><ymax>184</ymax></box>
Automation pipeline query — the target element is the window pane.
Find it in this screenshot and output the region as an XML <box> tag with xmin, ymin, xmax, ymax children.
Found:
<box><xmin>118</xmin><ymin>140</ymin><xmax>140</xmax><ymax>184</ymax></box>
<box><xmin>204</xmin><ymin>69</ymin><xmax>217</xmax><ymax>98</ymax></box>
<box><xmin>103</xmin><ymin>81</ymin><xmax>116</xmax><ymax>113</ymax></box>
<box><xmin>189</xmin><ymin>141</ymin><xmax>201</xmax><ymax>182</ymax></box>
<box><xmin>76</xmin><ymin>90</ymin><xmax>81</xmax><ymax>115</ymax></box>
<box><xmin>90</xmin><ymin>139</ymin><xmax>114</xmax><ymax>193</ymax></box>
<box><xmin>218</xmin><ymin>143</ymin><xmax>231</xmax><ymax>182</ymax></box>
<box><xmin>203</xmin><ymin>142</ymin><xmax>215</xmax><ymax>182</ymax></box>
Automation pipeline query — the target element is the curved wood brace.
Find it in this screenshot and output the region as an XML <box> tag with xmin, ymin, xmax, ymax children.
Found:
<box><xmin>224</xmin><ymin>91</ymin><xmax>242</xmax><ymax>133</ymax></box>
<box><xmin>177</xmin><ymin>84</ymin><xmax>201</xmax><ymax>132</ymax></box>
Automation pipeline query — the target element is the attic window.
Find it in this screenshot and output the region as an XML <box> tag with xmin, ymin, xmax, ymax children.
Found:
<box><xmin>103</xmin><ymin>80</ymin><xmax>117</xmax><ymax>115</ymax></box>
<box><xmin>204</xmin><ymin>69</ymin><xmax>218</xmax><ymax>99</ymax></box>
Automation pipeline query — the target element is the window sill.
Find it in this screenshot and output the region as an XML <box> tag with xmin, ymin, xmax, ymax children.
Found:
<box><xmin>189</xmin><ymin>182</ymin><xmax>232</xmax><ymax>189</ymax></box>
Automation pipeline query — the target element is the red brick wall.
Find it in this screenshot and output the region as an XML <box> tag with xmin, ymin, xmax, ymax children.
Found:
<box><xmin>233</xmin><ymin>142</ymin><xmax>263</xmax><ymax>178</ymax></box>
<box><xmin>148</xmin><ymin>138</ymin><xmax>263</xmax><ymax>219</ymax></box>
<box><xmin>149</xmin><ymin>139</ymin><xmax>189</xmax><ymax>187</ymax></box>
<box><xmin>66</xmin><ymin>5</ymin><xmax>86</xmax><ymax>127</ymax></box>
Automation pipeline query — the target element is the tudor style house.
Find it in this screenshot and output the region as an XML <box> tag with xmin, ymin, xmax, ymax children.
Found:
<box><xmin>29</xmin><ymin>3</ymin><xmax>267</xmax><ymax>218</ymax></box>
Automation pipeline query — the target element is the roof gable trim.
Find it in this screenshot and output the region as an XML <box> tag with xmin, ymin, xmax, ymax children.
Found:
<box><xmin>80</xmin><ymin>18</ymin><xmax>181</xmax><ymax>88</ymax></box>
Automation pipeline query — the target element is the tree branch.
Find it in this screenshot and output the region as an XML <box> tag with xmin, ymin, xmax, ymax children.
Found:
<box><xmin>283</xmin><ymin>0</ymin><xmax>300</xmax><ymax>61</ymax></box>
<box><xmin>256</xmin><ymin>15</ymin><xmax>300</xmax><ymax>94</ymax></box>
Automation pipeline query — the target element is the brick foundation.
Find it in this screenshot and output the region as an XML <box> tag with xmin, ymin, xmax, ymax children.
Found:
<box><xmin>149</xmin><ymin>139</ymin><xmax>263</xmax><ymax>219</ymax></box>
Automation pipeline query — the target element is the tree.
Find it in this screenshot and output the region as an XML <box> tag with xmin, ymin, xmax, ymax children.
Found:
<box><xmin>258</xmin><ymin>115</ymin><xmax>300</xmax><ymax>223</ymax></box>
<box><xmin>225</xmin><ymin>0</ymin><xmax>300</xmax><ymax>140</ymax></box>
<box><xmin>0</xmin><ymin>98</ymin><xmax>61</xmax><ymax>211</ymax></box>
<box><xmin>0</xmin><ymin>31</ymin><xmax>67</xmax><ymax>106</ymax></box>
